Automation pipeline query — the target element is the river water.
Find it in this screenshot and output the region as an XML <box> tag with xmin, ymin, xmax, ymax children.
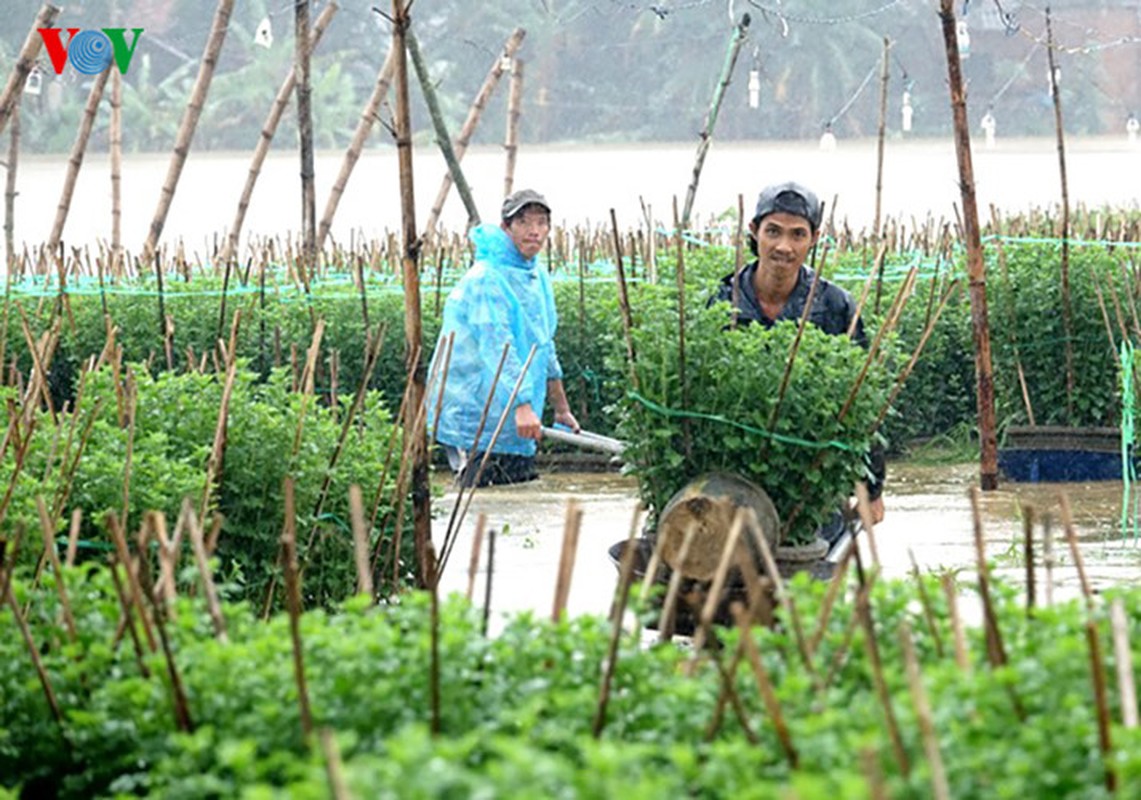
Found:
<box><xmin>9</xmin><ymin>135</ymin><xmax>1141</xmax><ymax>257</ymax></box>
<box><xmin>434</xmin><ymin>463</ymin><xmax>1141</xmax><ymax>631</ymax></box>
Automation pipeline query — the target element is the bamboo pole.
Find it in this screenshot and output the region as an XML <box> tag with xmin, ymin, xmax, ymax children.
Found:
<box><xmin>938</xmin><ymin>0</ymin><xmax>999</xmax><ymax>490</ymax></box>
<box><xmin>592</xmin><ymin>515</ymin><xmax>639</xmax><ymax>739</ymax></box>
<box><xmin>940</xmin><ymin>572</ymin><xmax>971</xmax><ymax>671</ymax></box>
<box><xmin>899</xmin><ymin>622</ymin><xmax>951</xmax><ymax>800</ymax></box>
<box><xmin>316</xmin><ymin>44</ymin><xmax>395</xmax><ymax>249</ymax></box>
<box><xmin>222</xmin><ymin>2</ymin><xmax>337</xmax><ymax>264</ymax></box>
<box><xmin>407</xmin><ymin>30</ymin><xmax>479</xmax><ymax>229</ymax></box>
<box><xmin>185</xmin><ymin>500</ymin><xmax>227</xmax><ymax>643</ymax></box>
<box><xmin>295</xmin><ymin>0</ymin><xmax>317</xmax><ymax>277</ymax></box>
<box><xmin>4</xmin><ymin>574</ymin><xmax>65</xmax><ymax>727</ymax></box>
<box><xmin>141</xmin><ymin>0</ymin><xmax>236</xmax><ymax>263</ymax></box>
<box><xmin>421</xmin><ymin>28</ymin><xmax>526</xmax><ymax>236</ymax></box>
<box><xmin>680</xmin><ymin>13</ymin><xmax>750</xmax><ymax>230</ymax></box>
<box><xmin>1110</xmin><ymin>598</ymin><xmax>1139</xmax><ymax>729</ymax></box>
<box><xmin>35</xmin><ymin>496</ymin><xmax>77</xmax><ymax>646</ymax></box>
<box><xmin>0</xmin><ymin>4</ymin><xmax>60</xmax><ymax>140</ymax></box>
<box><xmin>282</xmin><ymin>477</ymin><xmax>314</xmax><ymax>737</ymax></box>
<box><xmin>388</xmin><ymin>0</ymin><xmax>432</xmax><ymax>590</ymax></box>
<box><xmin>349</xmin><ymin>485</ymin><xmax>373</xmax><ymax>599</ymax></box>
<box><xmin>1046</xmin><ymin>10</ymin><xmax>1075</xmax><ymax>420</ymax></box>
<box><xmin>465</xmin><ymin>513</ymin><xmax>487</xmax><ymax>602</ymax></box>
<box><xmin>871</xmin><ymin>36</ymin><xmax>891</xmax><ymax>314</ymax></box>
<box><xmin>47</xmin><ymin>68</ymin><xmax>111</xmax><ymax>252</ymax></box>
<box><xmin>4</xmin><ymin>104</ymin><xmax>19</xmax><ymax>271</ymax></box>
<box><xmin>503</xmin><ymin>57</ymin><xmax>524</xmax><ymax>197</ymax></box>
<box><xmin>1059</xmin><ymin>494</ymin><xmax>1115</xmax><ymax>793</ymax></box>
<box><xmin>109</xmin><ymin>70</ymin><xmax>123</xmax><ymax>273</ymax></box>
<box><xmin>551</xmin><ymin>500</ymin><xmax>582</xmax><ymax>622</ymax></box>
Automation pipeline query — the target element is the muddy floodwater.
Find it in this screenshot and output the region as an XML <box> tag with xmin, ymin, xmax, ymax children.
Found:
<box><xmin>433</xmin><ymin>461</ymin><xmax>1141</xmax><ymax>631</ymax></box>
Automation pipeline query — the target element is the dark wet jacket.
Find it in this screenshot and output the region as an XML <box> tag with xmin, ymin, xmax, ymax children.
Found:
<box><xmin>711</xmin><ymin>261</ymin><xmax>885</xmax><ymax>500</ymax></box>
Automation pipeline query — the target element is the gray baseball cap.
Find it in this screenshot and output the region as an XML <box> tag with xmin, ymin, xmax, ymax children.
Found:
<box><xmin>501</xmin><ymin>188</ymin><xmax>551</xmax><ymax>220</ymax></box>
<box><xmin>753</xmin><ymin>181</ymin><xmax>823</xmax><ymax>231</ymax></box>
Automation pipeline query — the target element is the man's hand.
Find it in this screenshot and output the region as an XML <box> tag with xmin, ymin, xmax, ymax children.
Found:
<box><xmin>553</xmin><ymin>408</ymin><xmax>581</xmax><ymax>433</ymax></box>
<box><xmin>514</xmin><ymin>403</ymin><xmax>542</xmax><ymax>440</ymax></box>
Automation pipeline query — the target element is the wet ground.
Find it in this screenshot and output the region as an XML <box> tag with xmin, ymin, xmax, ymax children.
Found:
<box><xmin>433</xmin><ymin>461</ymin><xmax>1141</xmax><ymax>630</ymax></box>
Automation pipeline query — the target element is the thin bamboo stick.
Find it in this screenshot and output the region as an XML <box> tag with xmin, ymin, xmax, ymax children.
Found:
<box><xmin>47</xmin><ymin>68</ymin><xmax>110</xmax><ymax>252</ymax></box>
<box><xmin>4</xmin><ymin>103</ymin><xmax>19</xmax><ymax>271</ymax></box>
<box><xmin>940</xmin><ymin>572</ymin><xmax>971</xmax><ymax>671</ymax></box>
<box><xmin>592</xmin><ymin>514</ymin><xmax>639</xmax><ymax>739</ymax></box>
<box><xmin>899</xmin><ymin>622</ymin><xmax>951</xmax><ymax>800</ymax></box>
<box><xmin>141</xmin><ymin>0</ymin><xmax>237</xmax><ymax>262</ymax></box>
<box><xmin>937</xmin><ymin>0</ymin><xmax>999</xmax><ymax>490</ymax></box>
<box><xmin>465</xmin><ymin>513</ymin><xmax>487</xmax><ymax>602</ymax></box>
<box><xmin>906</xmin><ymin>549</ymin><xmax>944</xmax><ymax>659</ymax></box>
<box><xmin>688</xmin><ymin>508</ymin><xmax>747</xmax><ymax>660</ymax></box>
<box><xmin>480</xmin><ymin>525</ymin><xmax>495</xmax><ymax>637</ymax></box>
<box><xmin>407</xmin><ymin>30</ymin><xmax>479</xmax><ymax>230</ymax></box>
<box><xmin>4</xmin><ymin>574</ymin><xmax>64</xmax><ymax>726</ymax></box>
<box><xmin>1110</xmin><ymin>598</ymin><xmax>1139</xmax><ymax>729</ymax></box>
<box><xmin>503</xmin><ymin>57</ymin><xmax>524</xmax><ymax>197</ymax></box>
<box><xmin>349</xmin><ymin>485</ymin><xmax>373</xmax><ymax>599</ymax></box>
<box><xmin>551</xmin><ymin>500</ymin><xmax>583</xmax><ymax>622</ymax></box>
<box><xmin>856</xmin><ymin>586</ymin><xmax>911</xmax><ymax>778</ymax></box>
<box><xmin>730</xmin><ymin>602</ymin><xmax>798</xmax><ymax>767</ymax></box>
<box><xmin>185</xmin><ymin>500</ymin><xmax>227</xmax><ymax>642</ymax></box>
<box><xmin>282</xmin><ymin>477</ymin><xmax>314</xmax><ymax>737</ymax></box>
<box><xmin>680</xmin><ymin>13</ymin><xmax>750</xmax><ymax>229</ymax></box>
<box><xmin>294</xmin><ymin>0</ymin><xmax>317</xmax><ymax>276</ymax></box>
<box><xmin>110</xmin><ymin>70</ymin><xmax>123</xmax><ymax>273</ymax></box>
<box><xmin>36</xmin><ymin>495</ymin><xmax>77</xmax><ymax>645</ymax></box>
<box><xmin>108</xmin><ymin>555</ymin><xmax>150</xmax><ymax>678</ymax></box>
<box><xmin>658</xmin><ymin>524</ymin><xmax>697</xmax><ymax>643</ymax></box>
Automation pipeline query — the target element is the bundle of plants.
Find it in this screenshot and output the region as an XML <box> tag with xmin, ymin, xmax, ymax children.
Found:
<box><xmin>615</xmin><ymin>285</ymin><xmax>891</xmax><ymax>546</ymax></box>
<box><xmin>1</xmin><ymin>560</ymin><xmax>1139</xmax><ymax>798</ymax></box>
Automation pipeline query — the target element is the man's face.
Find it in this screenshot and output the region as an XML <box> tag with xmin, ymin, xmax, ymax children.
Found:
<box><xmin>751</xmin><ymin>211</ymin><xmax>818</xmax><ymax>275</ymax></box>
<box><xmin>504</xmin><ymin>206</ymin><xmax>551</xmax><ymax>259</ymax></box>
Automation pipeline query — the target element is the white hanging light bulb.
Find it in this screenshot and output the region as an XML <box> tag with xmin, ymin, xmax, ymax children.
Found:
<box><xmin>956</xmin><ymin>20</ymin><xmax>971</xmax><ymax>59</ymax></box>
<box><xmin>748</xmin><ymin>68</ymin><xmax>760</xmax><ymax>109</ymax></box>
<box><xmin>254</xmin><ymin>16</ymin><xmax>273</xmax><ymax>49</ymax></box>
<box><xmin>24</xmin><ymin>65</ymin><xmax>42</xmax><ymax>97</ymax></box>
<box><xmin>901</xmin><ymin>89</ymin><xmax>913</xmax><ymax>133</ymax></box>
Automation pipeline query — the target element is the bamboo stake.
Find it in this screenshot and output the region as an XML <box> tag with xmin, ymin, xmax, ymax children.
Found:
<box><xmin>671</xmin><ymin>198</ymin><xmax>691</xmax><ymax>457</ymax></box>
<box><xmin>611</xmin><ymin>209</ymin><xmax>638</xmax><ymax>383</ymax></box>
<box><xmin>107</xmin><ymin>511</ymin><xmax>158</xmax><ymax>655</ymax></box>
<box><xmin>937</xmin><ymin>0</ymin><xmax>999</xmax><ymax>491</ymax></box>
<box><xmin>680</xmin><ymin>13</ymin><xmax>750</xmax><ymax>229</ymax></box>
<box><xmin>872</xmin><ymin>36</ymin><xmax>891</xmax><ymax>257</ymax></box>
<box><xmin>3</xmin><ymin>573</ymin><xmax>64</xmax><ymax>727</ymax></box>
<box><xmin>1110</xmin><ymin>598</ymin><xmax>1139</xmax><ymax>729</ymax></box>
<box><xmin>503</xmin><ymin>57</ymin><xmax>524</xmax><ymax>196</ymax></box>
<box><xmin>200</xmin><ymin>350</ymin><xmax>238</xmax><ymax>523</ymax></box>
<box><xmin>318</xmin><ymin>728</ymin><xmax>353</xmax><ymax>800</ymax></box>
<box><xmin>480</xmin><ymin>525</ymin><xmax>495</xmax><ymax>637</ymax></box>
<box><xmin>1043</xmin><ymin>512</ymin><xmax>1056</xmax><ymax>606</ymax></box>
<box><xmin>418</xmin><ymin>27</ymin><xmax>525</xmax><ymax>235</ymax></box>
<box><xmin>687</xmin><ymin>508</ymin><xmax>747</xmax><ymax>659</ymax></box>
<box><xmin>185</xmin><ymin>500</ymin><xmax>227</xmax><ymax>643</ymax></box>
<box><xmin>636</xmin><ymin>526</ymin><xmax>666</xmax><ymax>606</ymax></box>
<box><xmin>149</xmin><ymin>510</ymin><xmax>178</xmax><ymax>613</ymax></box>
<box><xmin>47</xmin><ymin>68</ymin><xmax>110</xmax><ymax>252</ymax></box>
<box><xmin>316</xmin><ymin>44</ymin><xmax>395</xmax><ymax>249</ymax></box>
<box><xmin>221</xmin><ymin>3</ymin><xmax>337</xmax><ymax>264</ymax></box>
<box><xmin>657</xmin><ymin>525</ymin><xmax>696</xmax><ymax>643</ymax></box>
<box><xmin>35</xmin><ymin>495</ymin><xmax>77</xmax><ymax>645</ymax></box>
<box><xmin>4</xmin><ymin>103</ymin><xmax>19</xmax><ymax>272</ymax></box>
<box><xmin>427</xmin><ymin>540</ymin><xmax>440</xmax><ymax>735</ymax></box>
<box><xmin>1022</xmin><ymin>503</ymin><xmax>1036</xmax><ymax>614</ymax></box>
<box><xmin>899</xmin><ymin>622</ymin><xmax>951</xmax><ymax>800</ymax></box>
<box><xmin>465</xmin><ymin>513</ymin><xmax>487</xmax><ymax>602</ymax></box>
<box><xmin>806</xmin><ymin>542</ymin><xmax>854</xmax><ymax>658</ymax></box>
<box><xmin>1058</xmin><ymin>493</ymin><xmax>1115</xmax><ymax>793</ymax></box>
<box><xmin>108</xmin><ymin>555</ymin><xmax>150</xmax><ymax>678</ymax></box>
<box><xmin>0</xmin><ymin>4</ymin><xmax>60</xmax><ymax>140</ymax></box>
<box><xmin>282</xmin><ymin>477</ymin><xmax>314</xmax><ymax>737</ymax></box>
<box><xmin>349</xmin><ymin>485</ymin><xmax>373</xmax><ymax>599</ymax></box>
<box><xmin>133</xmin><ymin>533</ymin><xmax>194</xmax><ymax>733</ymax></box>
<box><xmin>730</xmin><ymin>602</ymin><xmax>798</xmax><ymax>766</ymax></box>
<box><xmin>389</xmin><ymin>0</ymin><xmax>433</xmax><ymax>592</ymax></box>
<box><xmin>856</xmin><ymin>585</ymin><xmax>910</xmax><ymax>778</ymax></box>
<box><xmin>940</xmin><ymin>572</ymin><xmax>971</xmax><ymax>671</ymax></box>
<box><xmin>1046</xmin><ymin>10</ymin><xmax>1075</xmax><ymax>420</ymax></box>
<box><xmin>110</xmin><ymin>70</ymin><xmax>123</xmax><ymax>274</ymax></box>
<box><xmin>906</xmin><ymin>549</ymin><xmax>944</xmax><ymax>659</ymax></box>
<box><xmin>407</xmin><ymin>30</ymin><xmax>479</xmax><ymax>230</ymax></box>
<box><xmin>295</xmin><ymin>0</ymin><xmax>317</xmax><ymax>278</ymax></box>
<box><xmin>592</xmin><ymin>515</ymin><xmax>639</xmax><ymax>739</ymax></box>
<box><xmin>551</xmin><ymin>499</ymin><xmax>583</xmax><ymax>622</ymax></box>
<box><xmin>141</xmin><ymin>0</ymin><xmax>237</xmax><ymax>262</ymax></box>
<box><xmin>969</xmin><ymin>487</ymin><xmax>1008</xmax><ymax>668</ymax></box>
<box><xmin>64</xmin><ymin>507</ymin><xmax>82</xmax><ymax>568</ymax></box>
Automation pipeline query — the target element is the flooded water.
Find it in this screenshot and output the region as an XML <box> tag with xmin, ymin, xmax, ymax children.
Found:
<box><xmin>10</xmin><ymin>135</ymin><xmax>1141</xmax><ymax>257</ymax></box>
<box><xmin>433</xmin><ymin>462</ymin><xmax>1141</xmax><ymax>630</ymax></box>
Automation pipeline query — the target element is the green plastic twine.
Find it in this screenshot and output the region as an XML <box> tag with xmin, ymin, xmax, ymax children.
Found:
<box><xmin>1120</xmin><ymin>340</ymin><xmax>1137</xmax><ymax>541</ymax></box>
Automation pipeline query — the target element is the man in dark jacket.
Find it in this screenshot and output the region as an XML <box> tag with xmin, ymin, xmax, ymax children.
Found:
<box><xmin>711</xmin><ymin>180</ymin><xmax>886</xmax><ymax>524</ymax></box>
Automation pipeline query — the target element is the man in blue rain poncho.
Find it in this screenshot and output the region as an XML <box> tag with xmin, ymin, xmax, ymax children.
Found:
<box><xmin>428</xmin><ymin>189</ymin><xmax>581</xmax><ymax>487</ymax></box>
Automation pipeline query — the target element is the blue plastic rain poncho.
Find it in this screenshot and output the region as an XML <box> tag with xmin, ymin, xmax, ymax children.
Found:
<box><xmin>427</xmin><ymin>223</ymin><xmax>562</xmax><ymax>456</ymax></box>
